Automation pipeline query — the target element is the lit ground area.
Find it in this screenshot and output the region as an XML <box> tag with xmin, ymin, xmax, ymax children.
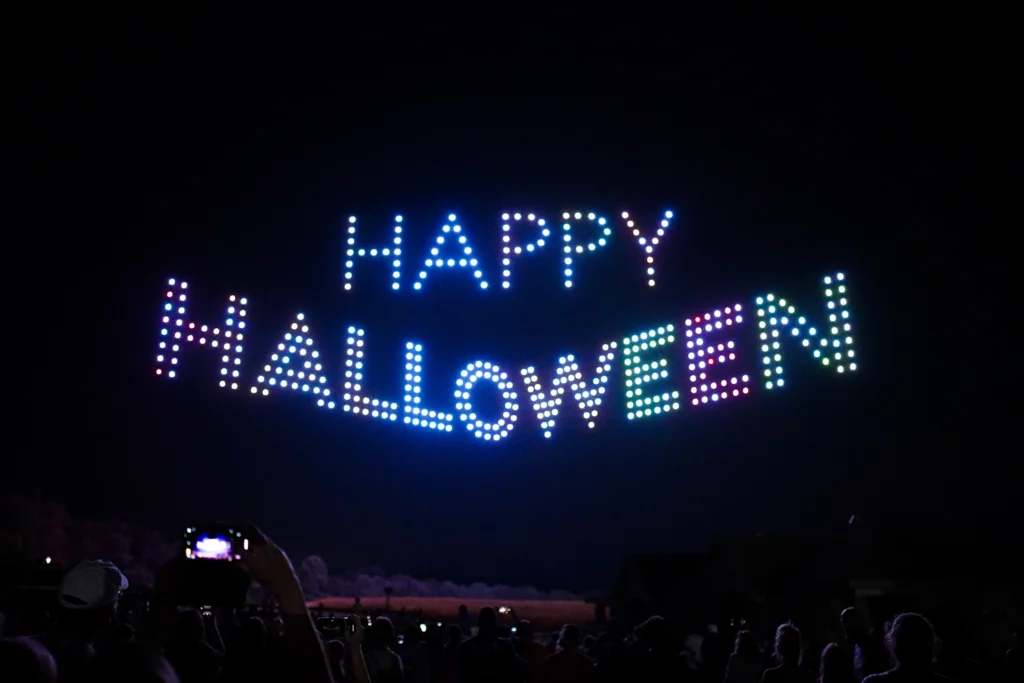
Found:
<box><xmin>311</xmin><ymin>596</ymin><xmax>595</xmax><ymax>629</ymax></box>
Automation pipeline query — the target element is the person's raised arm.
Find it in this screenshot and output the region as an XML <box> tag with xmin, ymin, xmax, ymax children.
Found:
<box><xmin>240</xmin><ymin>525</ymin><xmax>334</xmax><ymax>683</ymax></box>
<box><xmin>343</xmin><ymin>616</ymin><xmax>371</xmax><ymax>683</ymax></box>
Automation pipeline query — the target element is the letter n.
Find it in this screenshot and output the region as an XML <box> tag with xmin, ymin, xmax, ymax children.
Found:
<box><xmin>755</xmin><ymin>271</ymin><xmax>857</xmax><ymax>389</ymax></box>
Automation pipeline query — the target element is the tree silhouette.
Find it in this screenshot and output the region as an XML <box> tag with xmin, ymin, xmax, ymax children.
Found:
<box><xmin>297</xmin><ymin>555</ymin><xmax>330</xmax><ymax>599</ymax></box>
<box><xmin>384</xmin><ymin>585</ymin><xmax>394</xmax><ymax>611</ymax></box>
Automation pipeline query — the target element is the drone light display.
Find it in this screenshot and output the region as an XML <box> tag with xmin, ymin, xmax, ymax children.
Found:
<box><xmin>156</xmin><ymin>210</ymin><xmax>857</xmax><ymax>442</ymax></box>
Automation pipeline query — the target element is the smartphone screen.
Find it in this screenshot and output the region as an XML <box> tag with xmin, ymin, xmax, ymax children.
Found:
<box><xmin>185</xmin><ymin>526</ymin><xmax>246</xmax><ymax>561</ymax></box>
<box><xmin>194</xmin><ymin>534</ymin><xmax>232</xmax><ymax>560</ymax></box>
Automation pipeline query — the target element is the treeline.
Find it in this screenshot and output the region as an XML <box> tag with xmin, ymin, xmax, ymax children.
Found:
<box><xmin>1</xmin><ymin>495</ymin><xmax>582</xmax><ymax>600</ymax></box>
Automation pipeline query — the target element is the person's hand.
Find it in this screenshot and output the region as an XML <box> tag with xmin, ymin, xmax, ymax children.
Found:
<box><xmin>343</xmin><ymin>615</ymin><xmax>364</xmax><ymax>647</ymax></box>
<box><xmin>239</xmin><ymin>525</ymin><xmax>305</xmax><ymax>613</ymax></box>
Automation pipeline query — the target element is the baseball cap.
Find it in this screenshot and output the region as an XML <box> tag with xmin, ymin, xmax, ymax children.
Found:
<box><xmin>58</xmin><ymin>560</ymin><xmax>129</xmax><ymax>610</ymax></box>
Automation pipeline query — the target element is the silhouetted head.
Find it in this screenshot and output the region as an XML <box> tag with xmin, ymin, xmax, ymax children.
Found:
<box><xmin>734</xmin><ymin>630</ymin><xmax>761</xmax><ymax>657</ymax></box>
<box><xmin>370</xmin><ymin>617</ymin><xmax>396</xmax><ymax>648</ymax></box>
<box><xmin>516</xmin><ymin>620</ymin><xmax>533</xmax><ymax>641</ymax></box>
<box><xmin>607</xmin><ymin>618</ymin><xmax>627</xmax><ymax>641</ymax></box>
<box><xmin>91</xmin><ymin>641</ymin><xmax>179</xmax><ymax>683</ymax></box>
<box><xmin>774</xmin><ymin>623</ymin><xmax>802</xmax><ymax>665</ymax></box>
<box><xmin>477</xmin><ymin>607</ymin><xmax>497</xmax><ymax>637</ymax></box>
<box><xmin>640</xmin><ymin>616</ymin><xmax>671</xmax><ymax>651</ymax></box>
<box><xmin>820</xmin><ymin>642</ymin><xmax>852</xmax><ymax>681</ymax></box>
<box><xmin>887</xmin><ymin>613</ymin><xmax>936</xmax><ymax>670</ymax></box>
<box><xmin>841</xmin><ymin>607</ymin><xmax>867</xmax><ymax>641</ymax></box>
<box><xmin>0</xmin><ymin>638</ymin><xmax>57</xmax><ymax>683</ymax></box>
<box><xmin>558</xmin><ymin>624</ymin><xmax>582</xmax><ymax>650</ymax></box>
<box><xmin>446</xmin><ymin>624</ymin><xmax>463</xmax><ymax>645</ymax></box>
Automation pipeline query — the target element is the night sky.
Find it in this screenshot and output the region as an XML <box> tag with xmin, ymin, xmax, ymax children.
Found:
<box><xmin>17</xmin><ymin>12</ymin><xmax>1007</xmax><ymax>590</ymax></box>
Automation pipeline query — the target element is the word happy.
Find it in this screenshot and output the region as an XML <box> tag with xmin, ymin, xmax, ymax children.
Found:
<box><xmin>155</xmin><ymin>260</ymin><xmax>857</xmax><ymax>442</ymax></box>
<box><xmin>342</xmin><ymin>211</ymin><xmax>673</xmax><ymax>291</ymax></box>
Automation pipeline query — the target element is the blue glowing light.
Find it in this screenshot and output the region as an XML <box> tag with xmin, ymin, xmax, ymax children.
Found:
<box><xmin>501</xmin><ymin>212</ymin><xmax>550</xmax><ymax>289</ymax></box>
<box><xmin>157</xmin><ymin>201</ymin><xmax>855</xmax><ymax>444</ymax></box>
<box><xmin>342</xmin><ymin>210</ymin><xmax>674</xmax><ymax>293</ymax></box>
<box><xmin>344</xmin><ymin>215</ymin><xmax>403</xmax><ymax>292</ymax></box>
<box><xmin>413</xmin><ymin>214</ymin><xmax>489</xmax><ymax>291</ymax></box>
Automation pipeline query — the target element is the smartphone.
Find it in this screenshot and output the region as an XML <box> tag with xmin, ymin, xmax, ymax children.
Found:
<box><xmin>175</xmin><ymin>524</ymin><xmax>251</xmax><ymax>608</ymax></box>
<box><xmin>397</xmin><ymin>634</ymin><xmax>404</xmax><ymax>645</ymax></box>
<box><xmin>185</xmin><ymin>526</ymin><xmax>246</xmax><ymax>561</ymax></box>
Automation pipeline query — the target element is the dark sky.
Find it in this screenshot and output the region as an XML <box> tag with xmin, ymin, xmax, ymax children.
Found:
<box><xmin>16</xmin><ymin>11</ymin><xmax>1009</xmax><ymax>590</ymax></box>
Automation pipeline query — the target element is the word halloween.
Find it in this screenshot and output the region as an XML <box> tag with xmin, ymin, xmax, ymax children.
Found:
<box><xmin>343</xmin><ymin>210</ymin><xmax>673</xmax><ymax>291</ymax></box>
<box><xmin>155</xmin><ymin>273</ymin><xmax>856</xmax><ymax>442</ymax></box>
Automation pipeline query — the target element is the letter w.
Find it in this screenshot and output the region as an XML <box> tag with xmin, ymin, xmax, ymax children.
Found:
<box><xmin>155</xmin><ymin>277</ymin><xmax>249</xmax><ymax>390</ymax></box>
<box><xmin>520</xmin><ymin>341</ymin><xmax>619</xmax><ymax>438</ymax></box>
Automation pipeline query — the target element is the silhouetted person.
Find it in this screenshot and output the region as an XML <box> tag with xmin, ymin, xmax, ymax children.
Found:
<box><xmin>221</xmin><ymin>616</ymin><xmax>270</xmax><ymax>683</ymax></box>
<box><xmin>0</xmin><ymin>637</ymin><xmax>58</xmax><ymax>683</ymax></box>
<box><xmin>1005</xmin><ymin>633</ymin><xmax>1022</xmax><ymax>683</ymax></box>
<box><xmin>863</xmin><ymin>613</ymin><xmax>952</xmax><ymax>683</ymax></box>
<box><xmin>440</xmin><ymin>624</ymin><xmax>462</xmax><ymax>683</ymax></box>
<box><xmin>514</xmin><ymin>620</ymin><xmax>547</xmax><ymax>683</ymax></box>
<box><xmin>544</xmin><ymin>624</ymin><xmax>596</xmax><ymax>683</ymax></box>
<box><xmin>458</xmin><ymin>606</ymin><xmax>526</xmax><ymax>683</ymax></box>
<box><xmin>820</xmin><ymin>643</ymin><xmax>857</xmax><ymax>683</ymax></box>
<box><xmin>726</xmin><ymin>630</ymin><xmax>766</xmax><ymax>683</ymax></box>
<box><xmin>762</xmin><ymin>624</ymin><xmax>814</xmax><ymax>683</ymax></box>
<box><xmin>166</xmin><ymin>609</ymin><xmax>223</xmax><ymax>683</ymax></box>
<box><xmin>632</xmin><ymin>616</ymin><xmax>693</xmax><ymax>682</ymax></box>
<box><xmin>363</xmin><ymin>617</ymin><xmax>405</xmax><ymax>682</ymax></box>
<box><xmin>594</xmin><ymin>620</ymin><xmax>631</xmax><ymax>683</ymax></box>
<box><xmin>90</xmin><ymin>641</ymin><xmax>180</xmax><ymax>683</ymax></box>
<box><xmin>842</xmin><ymin>608</ymin><xmax>887</xmax><ymax>680</ymax></box>
<box><xmin>703</xmin><ymin>625</ymin><xmax>728</xmax><ymax>683</ymax></box>
<box><xmin>38</xmin><ymin>560</ymin><xmax>128</xmax><ymax>682</ymax></box>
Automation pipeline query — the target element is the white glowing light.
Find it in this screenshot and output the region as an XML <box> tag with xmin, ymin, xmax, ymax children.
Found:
<box><xmin>500</xmin><ymin>211</ymin><xmax>550</xmax><ymax>289</ymax></box>
<box><xmin>403</xmin><ymin>341</ymin><xmax>455</xmax><ymax>431</ymax></box>
<box><xmin>755</xmin><ymin>272</ymin><xmax>856</xmax><ymax>389</ymax></box>
<box><xmin>344</xmin><ymin>215</ymin><xmax>403</xmax><ymax>292</ymax></box>
<box><xmin>684</xmin><ymin>304</ymin><xmax>750</xmax><ymax>405</ymax></box>
<box><xmin>520</xmin><ymin>343</ymin><xmax>618</xmax><ymax>438</ymax></box>
<box><xmin>454</xmin><ymin>361</ymin><xmax>518</xmax><ymax>441</ymax></box>
<box><xmin>560</xmin><ymin>210</ymin><xmax>611</xmax><ymax>288</ymax></box>
<box><xmin>341</xmin><ymin>326</ymin><xmax>403</xmax><ymax>423</ymax></box>
<box><xmin>413</xmin><ymin>213</ymin><xmax>489</xmax><ymax>291</ymax></box>
<box><xmin>623</xmin><ymin>326</ymin><xmax>681</xmax><ymax>419</ymax></box>
<box><xmin>621</xmin><ymin>210</ymin><xmax>673</xmax><ymax>287</ymax></box>
<box><xmin>157</xmin><ymin>269</ymin><xmax>858</xmax><ymax>442</ymax></box>
<box><xmin>251</xmin><ymin>313</ymin><xmax>335</xmax><ymax>408</ymax></box>
<box><xmin>155</xmin><ymin>278</ymin><xmax>247</xmax><ymax>390</ymax></box>
<box><xmin>194</xmin><ymin>536</ymin><xmax>231</xmax><ymax>559</ymax></box>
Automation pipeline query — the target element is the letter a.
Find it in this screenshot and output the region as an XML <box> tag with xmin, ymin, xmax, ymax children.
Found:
<box><xmin>413</xmin><ymin>214</ymin><xmax>489</xmax><ymax>291</ymax></box>
<box><xmin>251</xmin><ymin>313</ymin><xmax>335</xmax><ymax>408</ymax></box>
